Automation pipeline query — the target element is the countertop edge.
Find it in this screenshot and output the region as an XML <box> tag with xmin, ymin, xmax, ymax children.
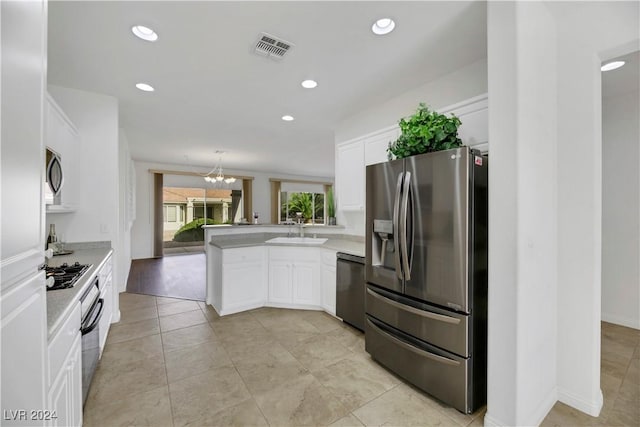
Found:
<box><xmin>209</xmin><ymin>239</ymin><xmax>364</xmax><ymax>258</ymax></box>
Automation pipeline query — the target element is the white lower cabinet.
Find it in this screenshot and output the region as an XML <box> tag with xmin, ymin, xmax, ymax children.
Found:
<box><xmin>267</xmin><ymin>247</ymin><xmax>321</xmax><ymax>308</ymax></box>
<box><xmin>47</xmin><ymin>303</ymin><xmax>82</xmax><ymax>427</ymax></box>
<box><xmin>209</xmin><ymin>246</ymin><xmax>266</xmax><ymax>315</ymax></box>
<box><xmin>320</xmin><ymin>249</ymin><xmax>338</xmax><ymax>315</ymax></box>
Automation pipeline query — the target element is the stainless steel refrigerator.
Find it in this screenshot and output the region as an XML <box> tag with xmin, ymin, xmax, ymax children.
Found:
<box><xmin>365</xmin><ymin>146</ymin><xmax>488</xmax><ymax>414</ymax></box>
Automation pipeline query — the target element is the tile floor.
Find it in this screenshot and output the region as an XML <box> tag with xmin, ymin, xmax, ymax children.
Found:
<box><xmin>84</xmin><ymin>293</ymin><xmax>486</xmax><ymax>426</ymax></box>
<box><xmin>84</xmin><ymin>293</ymin><xmax>639</xmax><ymax>426</ymax></box>
<box><xmin>541</xmin><ymin>322</ymin><xmax>639</xmax><ymax>427</ymax></box>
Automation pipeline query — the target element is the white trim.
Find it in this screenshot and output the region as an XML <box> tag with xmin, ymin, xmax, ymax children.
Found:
<box><xmin>602</xmin><ymin>312</ymin><xmax>640</xmax><ymax>330</ymax></box>
<box><xmin>557</xmin><ymin>386</ymin><xmax>603</xmax><ymax>417</ymax></box>
<box><xmin>483</xmin><ymin>412</ymin><xmax>507</xmax><ymax>427</ymax></box>
<box><xmin>526</xmin><ymin>387</ymin><xmax>558</xmax><ymax>427</ymax></box>
<box><xmin>439</xmin><ymin>93</ymin><xmax>488</xmax><ymax>115</ymax></box>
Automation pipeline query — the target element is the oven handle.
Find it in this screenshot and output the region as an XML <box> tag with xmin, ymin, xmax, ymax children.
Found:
<box><xmin>81</xmin><ymin>298</ymin><xmax>104</xmax><ymax>335</ymax></box>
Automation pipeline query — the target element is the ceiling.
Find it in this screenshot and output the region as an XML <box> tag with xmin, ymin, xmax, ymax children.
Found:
<box><xmin>602</xmin><ymin>51</ymin><xmax>640</xmax><ymax>98</ymax></box>
<box><xmin>47</xmin><ymin>1</ymin><xmax>487</xmax><ymax>177</ymax></box>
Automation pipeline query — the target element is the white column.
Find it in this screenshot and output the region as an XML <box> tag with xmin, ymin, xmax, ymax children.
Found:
<box><xmin>486</xmin><ymin>2</ymin><xmax>559</xmax><ymax>425</ymax></box>
<box><xmin>186</xmin><ymin>198</ymin><xmax>194</xmax><ymax>223</ymax></box>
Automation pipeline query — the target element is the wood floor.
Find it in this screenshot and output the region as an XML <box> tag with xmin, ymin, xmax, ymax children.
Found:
<box><xmin>126</xmin><ymin>253</ymin><xmax>205</xmax><ymax>301</ymax></box>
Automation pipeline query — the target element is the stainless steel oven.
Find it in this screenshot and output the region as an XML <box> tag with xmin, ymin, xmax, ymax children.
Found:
<box><xmin>80</xmin><ymin>277</ymin><xmax>104</xmax><ymax>405</ymax></box>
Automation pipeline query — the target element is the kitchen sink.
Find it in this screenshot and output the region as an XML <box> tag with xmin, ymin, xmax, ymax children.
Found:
<box><xmin>265</xmin><ymin>237</ymin><xmax>328</xmax><ymax>245</ymax></box>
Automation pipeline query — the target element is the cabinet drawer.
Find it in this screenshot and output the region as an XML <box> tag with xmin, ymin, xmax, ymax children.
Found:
<box><xmin>223</xmin><ymin>247</ymin><xmax>264</xmax><ymax>264</ymax></box>
<box><xmin>365</xmin><ymin>316</ymin><xmax>470</xmax><ymax>413</ymax></box>
<box><xmin>321</xmin><ymin>250</ymin><xmax>337</xmax><ymax>267</ymax></box>
<box><xmin>366</xmin><ymin>285</ymin><xmax>469</xmax><ymax>357</ymax></box>
<box><xmin>48</xmin><ymin>302</ymin><xmax>81</xmax><ymax>385</ymax></box>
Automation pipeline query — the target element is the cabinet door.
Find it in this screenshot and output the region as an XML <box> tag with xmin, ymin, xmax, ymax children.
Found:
<box><xmin>292</xmin><ymin>260</ymin><xmax>320</xmax><ymax>306</ymax></box>
<box><xmin>336</xmin><ymin>140</ymin><xmax>365</xmax><ymax>211</ymax></box>
<box><xmin>321</xmin><ymin>264</ymin><xmax>337</xmax><ymax>315</ymax></box>
<box><xmin>47</xmin><ymin>333</ymin><xmax>81</xmax><ymax>427</ymax></box>
<box><xmin>48</xmin><ymin>363</ymin><xmax>71</xmax><ymax>427</ymax></box>
<box><xmin>224</xmin><ymin>262</ymin><xmax>265</xmax><ymax>310</ymax></box>
<box><xmin>365</xmin><ymin>128</ymin><xmax>400</xmax><ymax>166</ymax></box>
<box><xmin>67</xmin><ymin>335</ymin><xmax>82</xmax><ymax>427</ymax></box>
<box><xmin>268</xmin><ymin>260</ymin><xmax>292</xmax><ymax>304</ymax></box>
<box><xmin>1</xmin><ymin>1</ymin><xmax>48</xmax><ymax>421</ymax></box>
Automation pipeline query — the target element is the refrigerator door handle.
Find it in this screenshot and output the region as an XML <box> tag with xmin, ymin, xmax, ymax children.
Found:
<box><xmin>366</xmin><ymin>318</ymin><xmax>461</xmax><ymax>366</ymax></box>
<box><xmin>400</xmin><ymin>171</ymin><xmax>412</xmax><ymax>280</ymax></box>
<box><xmin>393</xmin><ymin>172</ymin><xmax>404</xmax><ymax>280</ymax></box>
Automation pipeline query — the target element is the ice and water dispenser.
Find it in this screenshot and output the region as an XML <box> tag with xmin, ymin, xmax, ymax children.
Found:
<box><xmin>372</xmin><ymin>219</ymin><xmax>395</xmax><ymax>268</ymax></box>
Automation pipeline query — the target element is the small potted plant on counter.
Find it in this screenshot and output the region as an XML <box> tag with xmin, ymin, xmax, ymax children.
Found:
<box><xmin>327</xmin><ymin>186</ymin><xmax>336</xmax><ymax>225</ymax></box>
<box><xmin>387</xmin><ymin>103</ymin><xmax>463</xmax><ymax>159</ymax></box>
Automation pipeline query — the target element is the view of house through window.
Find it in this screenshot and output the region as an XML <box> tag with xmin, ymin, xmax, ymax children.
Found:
<box><xmin>280</xmin><ymin>192</ymin><xmax>325</xmax><ymax>224</ymax></box>
<box><xmin>163</xmin><ymin>186</ymin><xmax>243</xmax><ymax>254</ymax></box>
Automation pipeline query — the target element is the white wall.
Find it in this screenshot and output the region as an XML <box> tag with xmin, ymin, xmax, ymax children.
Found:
<box><xmin>552</xmin><ymin>1</ymin><xmax>638</xmax><ymax>417</ymax></box>
<box><xmin>46</xmin><ymin>85</ymin><xmax>129</xmax><ymax>306</ymax></box>
<box><xmin>485</xmin><ymin>1</ymin><xmax>639</xmax><ymax>425</ymax></box>
<box><xmin>335</xmin><ymin>58</ymin><xmax>488</xmax><ymax>144</ymax></box>
<box><xmin>116</xmin><ymin>128</ymin><xmax>132</xmax><ymax>320</ymax></box>
<box><xmin>130</xmin><ymin>160</ymin><xmax>332</xmax><ymax>259</ymax></box>
<box><xmin>485</xmin><ymin>3</ymin><xmax>558</xmax><ymax>425</ymax></box>
<box><xmin>602</xmin><ymin>88</ymin><xmax>640</xmax><ymax>329</ymax></box>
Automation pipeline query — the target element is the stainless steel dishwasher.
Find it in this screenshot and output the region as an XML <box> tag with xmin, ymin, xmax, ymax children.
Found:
<box><xmin>336</xmin><ymin>252</ymin><xmax>365</xmax><ymax>331</ymax></box>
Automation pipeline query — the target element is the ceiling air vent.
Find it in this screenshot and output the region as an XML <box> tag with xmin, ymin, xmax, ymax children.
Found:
<box><xmin>254</xmin><ymin>32</ymin><xmax>294</xmax><ymax>60</ymax></box>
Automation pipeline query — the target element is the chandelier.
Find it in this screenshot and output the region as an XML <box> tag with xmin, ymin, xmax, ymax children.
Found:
<box><xmin>203</xmin><ymin>151</ymin><xmax>236</xmax><ymax>184</ymax></box>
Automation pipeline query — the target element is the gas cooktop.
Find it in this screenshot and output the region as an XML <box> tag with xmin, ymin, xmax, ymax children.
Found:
<box><xmin>45</xmin><ymin>262</ymin><xmax>91</xmax><ymax>291</ymax></box>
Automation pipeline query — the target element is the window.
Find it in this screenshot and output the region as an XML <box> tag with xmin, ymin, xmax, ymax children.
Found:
<box><xmin>166</xmin><ymin>205</ymin><xmax>177</xmax><ymax>222</ymax></box>
<box><xmin>280</xmin><ymin>192</ymin><xmax>325</xmax><ymax>224</ymax></box>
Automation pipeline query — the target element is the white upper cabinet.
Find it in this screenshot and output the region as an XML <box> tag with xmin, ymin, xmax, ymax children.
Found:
<box><xmin>440</xmin><ymin>94</ymin><xmax>488</xmax><ymax>153</ymax></box>
<box><xmin>364</xmin><ymin>127</ymin><xmax>400</xmax><ymax>166</ymax></box>
<box><xmin>45</xmin><ymin>94</ymin><xmax>79</xmax><ymax>210</ymax></box>
<box><xmin>336</xmin><ymin>140</ymin><xmax>365</xmax><ymax>211</ymax></box>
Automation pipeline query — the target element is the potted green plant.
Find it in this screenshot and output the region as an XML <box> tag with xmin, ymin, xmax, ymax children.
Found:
<box><xmin>327</xmin><ymin>186</ymin><xmax>336</xmax><ymax>225</ymax></box>
<box><xmin>387</xmin><ymin>103</ymin><xmax>463</xmax><ymax>160</ymax></box>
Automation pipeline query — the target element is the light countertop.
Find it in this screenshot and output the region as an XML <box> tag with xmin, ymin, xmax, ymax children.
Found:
<box><xmin>46</xmin><ymin>244</ymin><xmax>112</xmax><ymax>339</ymax></box>
<box><xmin>209</xmin><ymin>233</ymin><xmax>365</xmax><ymax>258</ymax></box>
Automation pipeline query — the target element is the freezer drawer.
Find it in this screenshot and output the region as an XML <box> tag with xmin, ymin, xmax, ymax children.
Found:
<box><xmin>365</xmin><ymin>316</ymin><xmax>471</xmax><ymax>413</ymax></box>
<box><xmin>366</xmin><ymin>284</ymin><xmax>469</xmax><ymax>357</ymax></box>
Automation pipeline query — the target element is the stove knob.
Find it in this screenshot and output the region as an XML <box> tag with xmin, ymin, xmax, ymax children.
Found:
<box><xmin>61</xmin><ymin>263</ymin><xmax>68</xmax><ymax>268</ymax></box>
<box><xmin>74</xmin><ymin>262</ymin><xmax>80</xmax><ymax>267</ymax></box>
<box><xmin>46</xmin><ymin>277</ymin><xmax>55</xmax><ymax>288</ymax></box>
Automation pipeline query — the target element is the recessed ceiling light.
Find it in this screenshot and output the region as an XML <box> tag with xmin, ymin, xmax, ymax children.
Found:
<box><xmin>136</xmin><ymin>83</ymin><xmax>155</xmax><ymax>92</ymax></box>
<box><xmin>372</xmin><ymin>18</ymin><xmax>395</xmax><ymax>35</ymax></box>
<box><xmin>301</xmin><ymin>79</ymin><xmax>318</xmax><ymax>89</ymax></box>
<box><xmin>282</xmin><ymin>115</ymin><xmax>294</xmax><ymax>121</ymax></box>
<box><xmin>601</xmin><ymin>61</ymin><xmax>625</xmax><ymax>72</ymax></box>
<box><xmin>132</xmin><ymin>25</ymin><xmax>158</xmax><ymax>42</ymax></box>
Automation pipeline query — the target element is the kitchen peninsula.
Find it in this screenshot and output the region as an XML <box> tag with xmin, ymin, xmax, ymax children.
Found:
<box><xmin>204</xmin><ymin>224</ymin><xmax>364</xmax><ymax>316</ymax></box>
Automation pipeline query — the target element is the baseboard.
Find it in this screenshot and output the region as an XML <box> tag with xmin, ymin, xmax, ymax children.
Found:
<box><xmin>602</xmin><ymin>312</ymin><xmax>640</xmax><ymax>330</ymax></box>
<box><xmin>558</xmin><ymin>386</ymin><xmax>603</xmax><ymax>417</ymax></box>
<box><xmin>483</xmin><ymin>412</ymin><xmax>507</xmax><ymax>427</ymax></box>
<box><xmin>527</xmin><ymin>387</ymin><xmax>558</xmax><ymax>426</ymax></box>
<box><xmin>484</xmin><ymin>389</ymin><xmax>557</xmax><ymax>426</ymax></box>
